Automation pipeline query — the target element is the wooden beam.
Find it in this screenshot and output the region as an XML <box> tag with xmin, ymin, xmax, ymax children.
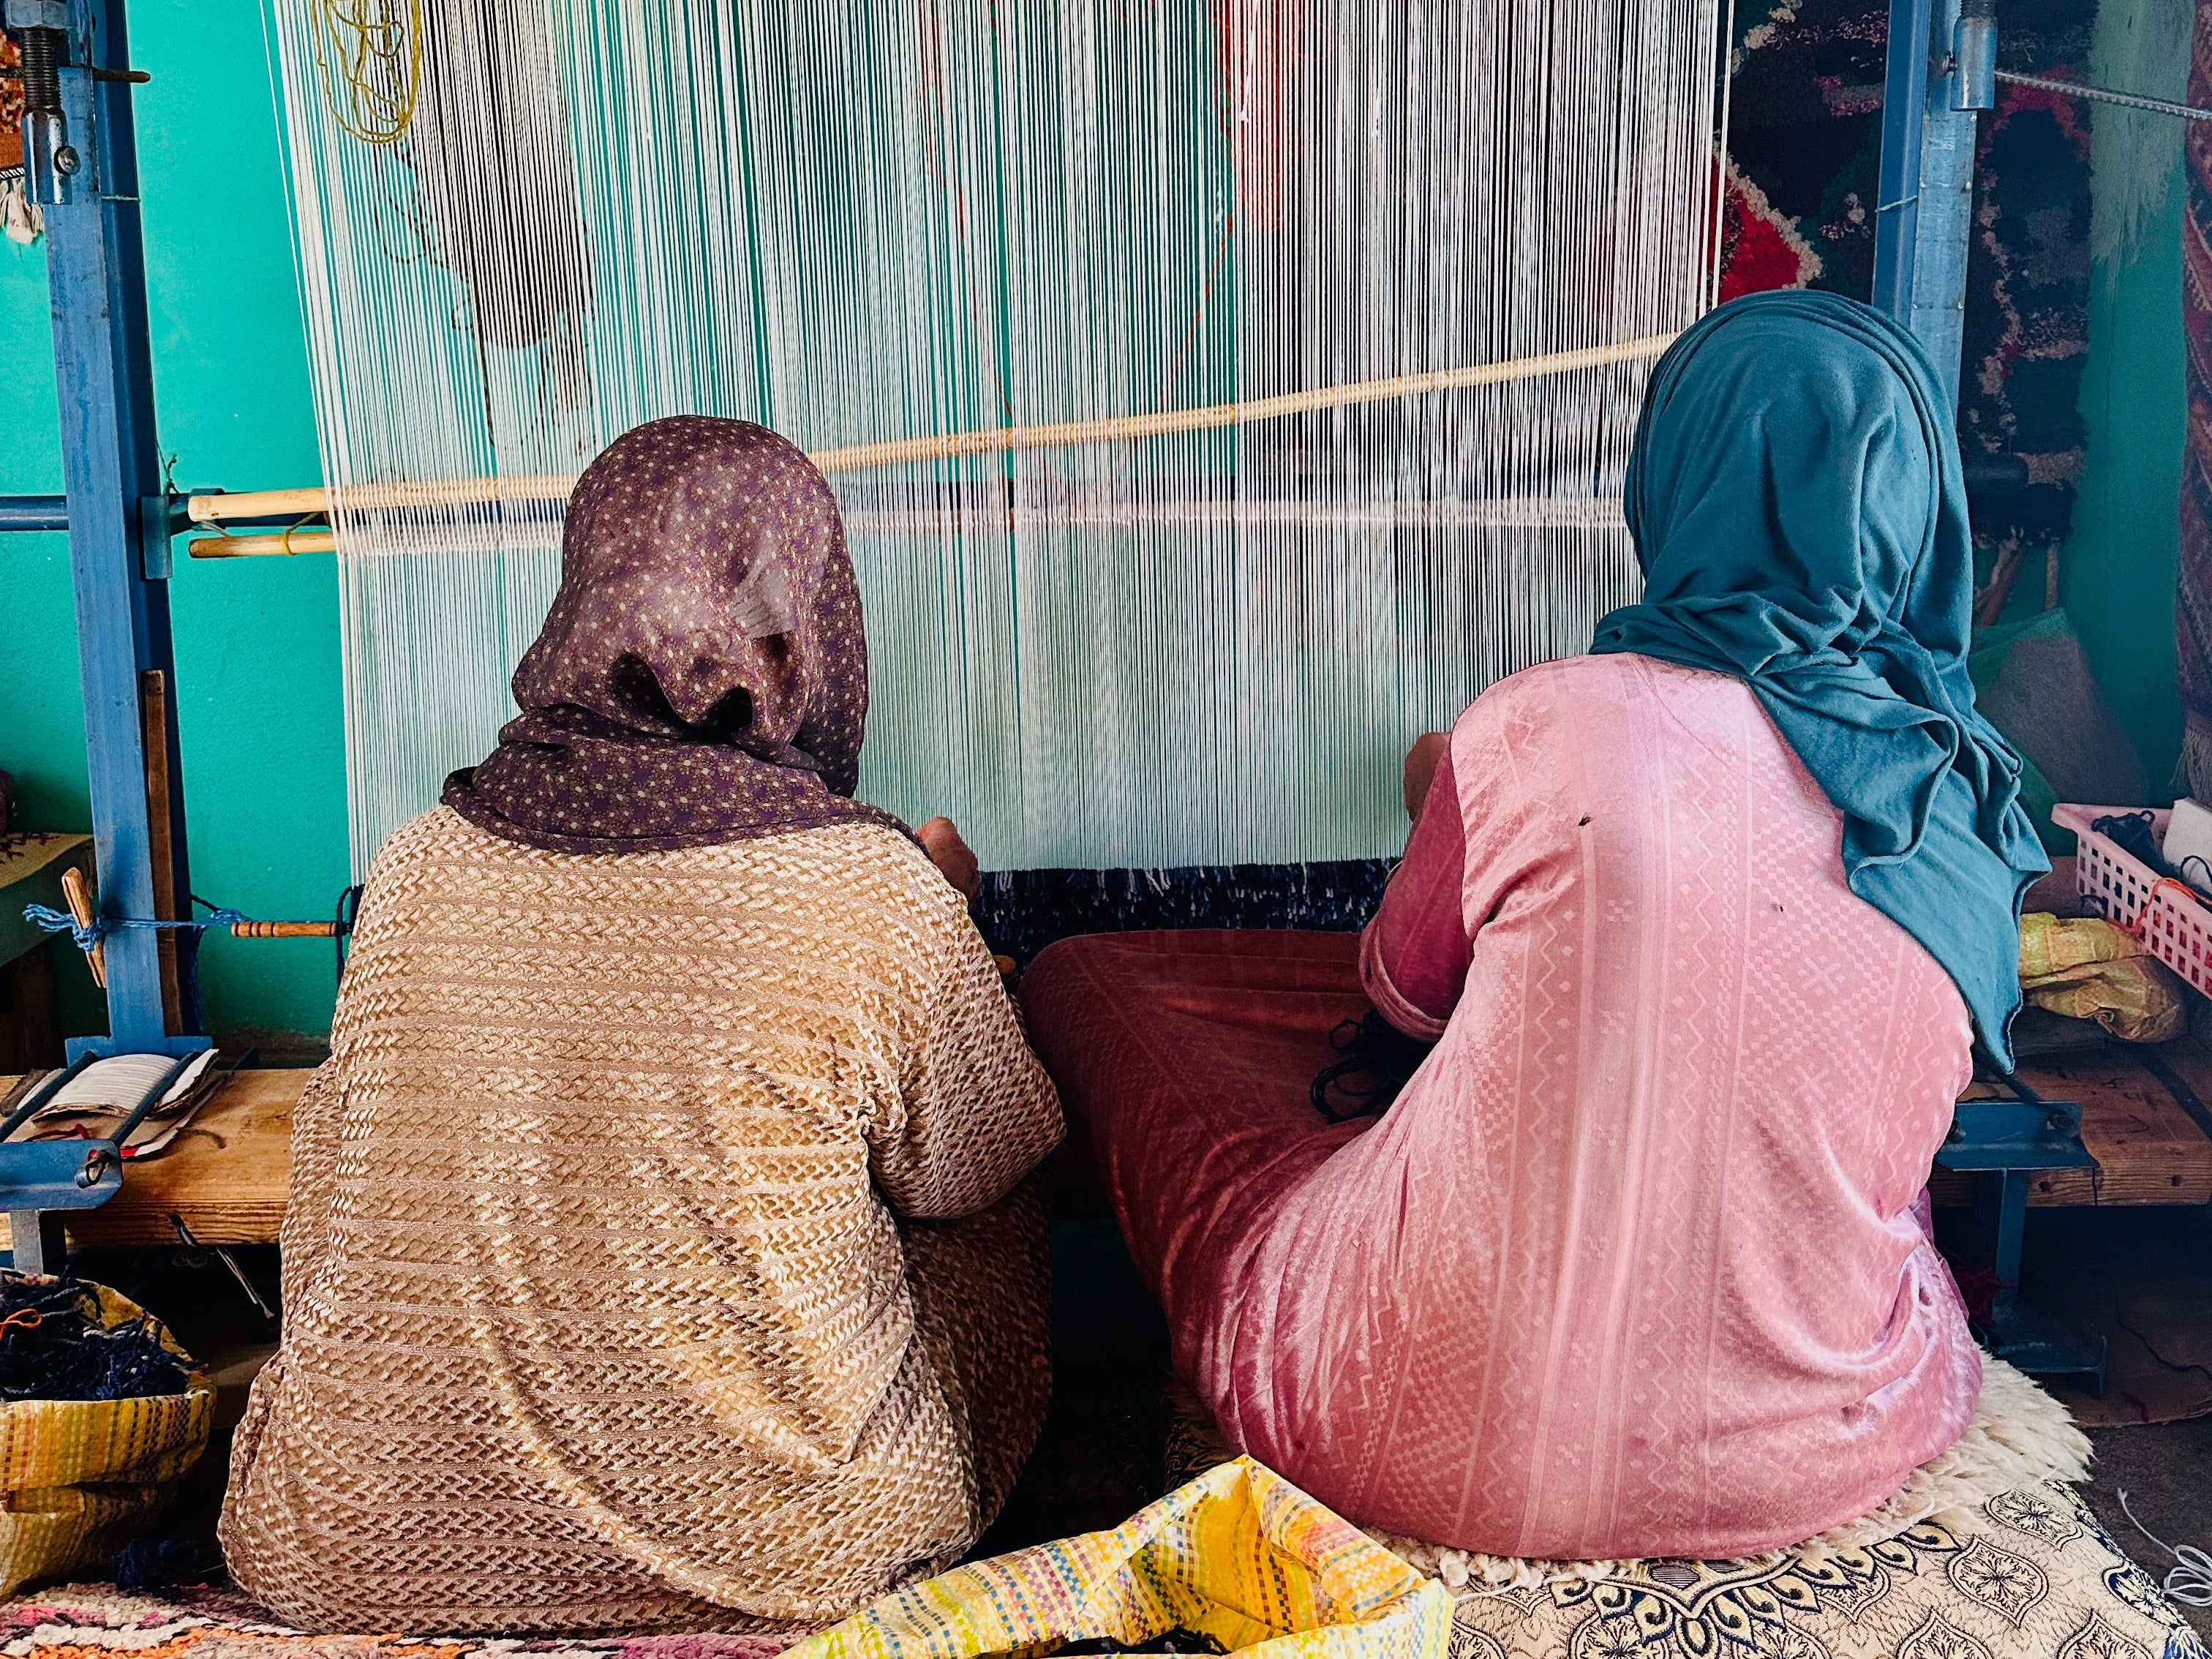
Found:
<box><xmin>138</xmin><ymin>669</ymin><xmax>182</xmax><ymax>1035</ymax></box>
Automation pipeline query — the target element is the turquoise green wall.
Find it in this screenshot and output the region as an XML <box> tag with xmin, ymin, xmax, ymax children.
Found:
<box><xmin>2062</xmin><ymin>181</ymin><xmax>2189</xmax><ymax>793</ymax></box>
<box><xmin>1</xmin><ymin>0</ymin><xmax>345</xmax><ymax>1049</ymax></box>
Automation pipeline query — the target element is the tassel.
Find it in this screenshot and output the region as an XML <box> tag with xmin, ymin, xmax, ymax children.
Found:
<box><xmin>1</xmin><ymin>181</ymin><xmax>42</xmax><ymax>247</ymax></box>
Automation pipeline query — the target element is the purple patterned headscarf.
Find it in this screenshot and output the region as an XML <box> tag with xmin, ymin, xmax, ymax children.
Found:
<box><xmin>444</xmin><ymin>417</ymin><xmax>908</xmax><ymax>854</ymax></box>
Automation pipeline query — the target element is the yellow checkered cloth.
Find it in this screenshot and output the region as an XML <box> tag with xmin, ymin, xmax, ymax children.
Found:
<box><xmin>787</xmin><ymin>1458</ymin><xmax>1451</xmax><ymax>1659</ymax></box>
<box><xmin>0</xmin><ymin>1283</ymin><xmax>211</xmax><ymax>1598</ymax></box>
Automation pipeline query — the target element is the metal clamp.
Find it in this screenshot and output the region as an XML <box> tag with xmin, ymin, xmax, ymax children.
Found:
<box><xmin>1949</xmin><ymin>0</ymin><xmax>1995</xmax><ymax>111</ymax></box>
<box><xmin>12</xmin><ymin>19</ymin><xmax>74</xmax><ymax>208</ymax></box>
<box><xmin>1935</xmin><ymin>1076</ymin><xmax>2107</xmax><ymax>1388</ymax></box>
<box><xmin>0</xmin><ymin>1051</ymin><xmax>193</xmax><ymax>1276</ymax></box>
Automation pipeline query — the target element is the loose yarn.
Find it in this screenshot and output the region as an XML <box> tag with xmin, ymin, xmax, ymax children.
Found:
<box><xmin>25</xmin><ymin>903</ymin><xmax>260</xmax><ymax>955</ymax></box>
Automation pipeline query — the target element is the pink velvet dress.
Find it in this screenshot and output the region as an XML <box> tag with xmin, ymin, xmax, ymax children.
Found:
<box><xmin>1020</xmin><ymin>654</ymin><xmax>1982</xmax><ymax>1560</ymax></box>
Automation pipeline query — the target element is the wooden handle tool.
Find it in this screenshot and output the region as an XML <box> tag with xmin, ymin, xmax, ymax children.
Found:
<box><xmin>59</xmin><ymin>865</ymin><xmax>106</xmax><ymax>989</ymax></box>
<box><xmin>227</xmin><ymin>920</ymin><xmax>342</xmax><ymax>938</ymax></box>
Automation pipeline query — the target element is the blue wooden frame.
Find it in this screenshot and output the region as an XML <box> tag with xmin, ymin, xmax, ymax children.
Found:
<box><xmin>10</xmin><ymin>0</ymin><xmax>206</xmax><ymax>1060</ymax></box>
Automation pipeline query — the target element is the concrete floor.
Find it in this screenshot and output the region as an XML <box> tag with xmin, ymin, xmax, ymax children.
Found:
<box><xmin>2081</xmin><ymin>1419</ymin><xmax>2212</xmax><ymax>1639</ymax></box>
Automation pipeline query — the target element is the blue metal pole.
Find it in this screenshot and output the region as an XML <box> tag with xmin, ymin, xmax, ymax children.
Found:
<box><xmin>0</xmin><ymin>496</ymin><xmax>70</xmax><ymax>531</ymax></box>
<box><xmin>29</xmin><ymin>0</ymin><xmax>204</xmax><ymax>1058</ymax></box>
<box><xmin>1871</xmin><ymin>0</ymin><xmax>1984</xmax><ymax>413</ymax></box>
<box><xmin>1870</xmin><ymin>0</ymin><xmax>1933</xmax><ymax>325</ymax></box>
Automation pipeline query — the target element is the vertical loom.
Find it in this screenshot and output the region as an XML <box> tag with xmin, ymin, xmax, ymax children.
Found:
<box><xmin>250</xmin><ymin>0</ymin><xmax>1728</xmax><ymax>877</ymax></box>
<box><xmin>2</xmin><ymin>0</ymin><xmax>2028</xmax><ymax>1050</ymax></box>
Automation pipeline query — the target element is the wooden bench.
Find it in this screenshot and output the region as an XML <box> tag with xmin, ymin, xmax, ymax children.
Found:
<box><xmin>6</xmin><ymin>1036</ymin><xmax>2212</xmax><ymax>1251</ymax></box>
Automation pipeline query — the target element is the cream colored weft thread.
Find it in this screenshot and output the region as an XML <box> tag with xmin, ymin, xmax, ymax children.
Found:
<box><xmin>264</xmin><ymin>0</ymin><xmax>1726</xmax><ymax>876</ymax></box>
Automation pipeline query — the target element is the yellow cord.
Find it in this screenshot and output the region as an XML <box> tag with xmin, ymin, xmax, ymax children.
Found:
<box><xmin>312</xmin><ymin>0</ymin><xmax>421</xmax><ymax>146</ymax></box>
<box><xmin>279</xmin><ymin>513</ymin><xmax>325</xmax><ymax>556</ymax></box>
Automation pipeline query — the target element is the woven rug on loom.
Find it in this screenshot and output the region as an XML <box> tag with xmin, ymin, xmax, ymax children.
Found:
<box><xmin>974</xmin><ymin>860</ymin><xmax>1394</xmax><ymax>966</ymax></box>
<box><xmin>2176</xmin><ymin>0</ymin><xmax>2212</xmax><ymax>795</ymax></box>
<box><xmin>1162</xmin><ymin>1365</ymin><xmax>2208</xmax><ymax>1659</ymax></box>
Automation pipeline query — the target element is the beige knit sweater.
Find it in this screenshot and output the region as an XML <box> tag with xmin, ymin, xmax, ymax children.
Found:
<box><xmin>219</xmin><ymin>810</ymin><xmax>1064</xmax><ymax>1634</ymax></box>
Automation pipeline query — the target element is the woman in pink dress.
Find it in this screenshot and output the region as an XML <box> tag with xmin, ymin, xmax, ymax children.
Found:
<box><xmin>1019</xmin><ymin>292</ymin><xmax>2047</xmax><ymax>1560</ymax></box>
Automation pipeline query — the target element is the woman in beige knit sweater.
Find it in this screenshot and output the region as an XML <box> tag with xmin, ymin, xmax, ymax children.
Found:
<box><xmin>219</xmin><ymin>418</ymin><xmax>1064</xmax><ymax>1635</ymax></box>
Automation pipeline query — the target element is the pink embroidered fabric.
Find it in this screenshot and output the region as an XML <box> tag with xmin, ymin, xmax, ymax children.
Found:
<box><xmin>1020</xmin><ymin>654</ymin><xmax>1982</xmax><ymax>1560</ymax></box>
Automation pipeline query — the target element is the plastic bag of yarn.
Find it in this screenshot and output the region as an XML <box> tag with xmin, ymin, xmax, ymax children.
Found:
<box><xmin>0</xmin><ymin>1272</ymin><xmax>212</xmax><ymax>1598</ymax></box>
<box><xmin>785</xmin><ymin>1456</ymin><xmax>1450</xmax><ymax>1659</ymax></box>
<box><xmin>2017</xmin><ymin>913</ymin><xmax>2189</xmax><ymax>1044</ymax></box>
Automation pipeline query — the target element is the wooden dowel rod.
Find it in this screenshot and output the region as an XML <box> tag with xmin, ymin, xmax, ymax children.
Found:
<box><xmin>810</xmin><ymin>334</ymin><xmax>1679</xmax><ymax>473</ymax></box>
<box><xmin>184</xmin><ymin>333</ymin><xmax>1679</xmax><ymax>530</ymax></box>
<box><xmin>227</xmin><ymin>921</ymin><xmax>341</xmax><ymax>938</ymax></box>
<box><xmin>187</xmin><ymin>474</ymin><xmax>575</xmax><ymax>524</ymax></box>
<box><xmin>189</xmin><ymin>530</ymin><xmax>337</xmax><ymax>558</ymax></box>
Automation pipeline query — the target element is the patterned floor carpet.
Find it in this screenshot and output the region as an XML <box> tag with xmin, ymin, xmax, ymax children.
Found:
<box><xmin>10</xmin><ymin>1229</ymin><xmax>2204</xmax><ymax>1657</ymax></box>
<box><xmin>0</xmin><ymin>1582</ymin><xmax>797</xmax><ymax>1659</ymax></box>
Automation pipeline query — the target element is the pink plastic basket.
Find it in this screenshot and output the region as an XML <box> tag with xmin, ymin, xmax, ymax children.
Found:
<box><xmin>2052</xmin><ymin>802</ymin><xmax>2212</xmax><ymax>998</ymax></box>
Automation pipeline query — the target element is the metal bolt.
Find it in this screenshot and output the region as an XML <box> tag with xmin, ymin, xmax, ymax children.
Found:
<box><xmin>52</xmin><ymin>146</ymin><xmax>79</xmax><ymax>176</ymax></box>
<box><xmin>18</xmin><ymin>26</ymin><xmax>61</xmax><ymax>114</ymax></box>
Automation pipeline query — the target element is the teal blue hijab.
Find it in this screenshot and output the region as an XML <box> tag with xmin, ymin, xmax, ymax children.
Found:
<box><xmin>1591</xmin><ymin>290</ymin><xmax>2047</xmax><ymax>1067</ymax></box>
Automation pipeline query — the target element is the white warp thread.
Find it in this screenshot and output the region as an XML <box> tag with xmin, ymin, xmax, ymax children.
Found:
<box><xmin>266</xmin><ymin>0</ymin><xmax>1726</xmax><ymax>875</ymax></box>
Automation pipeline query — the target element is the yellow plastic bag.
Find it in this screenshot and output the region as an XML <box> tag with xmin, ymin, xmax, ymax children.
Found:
<box><xmin>788</xmin><ymin>1456</ymin><xmax>1450</xmax><ymax>1659</ymax></box>
<box><xmin>2017</xmin><ymin>913</ymin><xmax>2188</xmax><ymax>1043</ymax></box>
<box><xmin>0</xmin><ymin>1279</ymin><xmax>213</xmax><ymax>1598</ymax></box>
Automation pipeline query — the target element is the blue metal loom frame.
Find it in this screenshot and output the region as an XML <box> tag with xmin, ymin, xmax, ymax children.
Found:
<box><xmin>6</xmin><ymin>0</ymin><xmax>204</xmax><ymax>1063</ymax></box>
<box><xmin>1872</xmin><ymin>0</ymin><xmax>1985</xmax><ymax>408</ymax></box>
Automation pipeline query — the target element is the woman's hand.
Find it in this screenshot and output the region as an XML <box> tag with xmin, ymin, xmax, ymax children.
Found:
<box><xmin>1403</xmin><ymin>731</ymin><xmax>1450</xmax><ymax>824</ymax></box>
<box><xmin>917</xmin><ymin>816</ymin><xmax>981</xmax><ymax>902</ymax></box>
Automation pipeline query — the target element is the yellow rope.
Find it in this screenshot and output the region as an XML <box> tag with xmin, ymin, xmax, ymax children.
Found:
<box><xmin>279</xmin><ymin>513</ymin><xmax>325</xmax><ymax>556</ymax></box>
<box><xmin>312</xmin><ymin>0</ymin><xmax>421</xmax><ymax>146</ymax></box>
